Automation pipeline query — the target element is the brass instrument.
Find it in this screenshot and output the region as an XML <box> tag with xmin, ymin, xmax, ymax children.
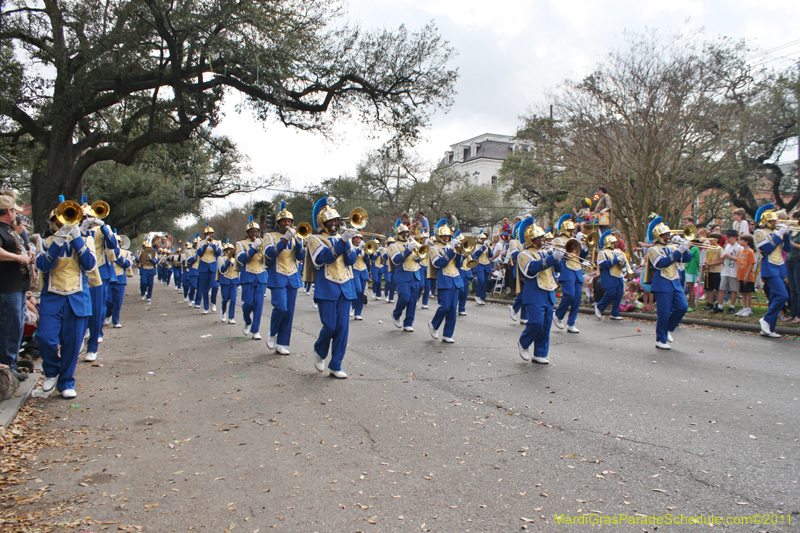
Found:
<box><xmin>775</xmin><ymin>220</ymin><xmax>800</xmax><ymax>232</ymax></box>
<box><xmin>412</xmin><ymin>243</ymin><xmax>429</xmax><ymax>260</ymax></box>
<box><xmin>581</xmin><ymin>231</ymin><xmax>599</xmax><ymax>248</ymax></box>
<box><xmin>668</xmin><ymin>223</ymin><xmax>697</xmax><ymax>241</ymax></box>
<box><xmin>547</xmin><ymin>239</ymin><xmax>597</xmax><ymax>269</ymax></box>
<box><xmin>465</xmin><ymin>258</ymin><xmax>479</xmax><ymax>269</ymax></box>
<box><xmin>364</xmin><ymin>239</ymin><xmax>381</xmax><ymax>255</ymax></box>
<box><xmin>141</xmin><ymin>246</ymin><xmax>156</xmax><ymax>265</ymax></box>
<box><xmin>90</xmin><ymin>200</ymin><xmax>110</xmax><ymax>219</ymax></box>
<box><xmin>341</xmin><ymin>207</ymin><xmax>368</xmax><ymax>230</ymax></box>
<box><xmin>118</xmin><ymin>235</ymin><xmax>131</xmax><ymax>250</ymax></box>
<box><xmin>453</xmin><ymin>235</ymin><xmax>476</xmax><ymax>256</ymax></box>
<box><xmin>54</xmin><ymin>199</ymin><xmax>83</xmax><ymax>226</ymax></box>
<box><xmin>225</xmin><ymin>247</ymin><xmax>236</xmax><ymax>259</ymax></box>
<box><xmin>621</xmin><ymin>252</ymin><xmax>637</xmax><ymax>280</ymax></box>
<box><xmin>296</xmin><ymin>222</ymin><xmax>313</xmax><ymax>239</ymax></box>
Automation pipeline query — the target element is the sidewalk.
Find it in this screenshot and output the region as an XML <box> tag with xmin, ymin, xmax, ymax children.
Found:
<box><xmin>0</xmin><ymin>370</ymin><xmax>39</xmax><ymax>428</ymax></box>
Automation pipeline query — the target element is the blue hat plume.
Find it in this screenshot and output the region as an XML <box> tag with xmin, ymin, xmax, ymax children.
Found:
<box><xmin>600</xmin><ymin>230</ymin><xmax>613</xmax><ymax>247</ymax></box>
<box><xmin>645</xmin><ymin>216</ymin><xmax>662</xmax><ymax>244</ymax></box>
<box><xmin>755</xmin><ymin>203</ymin><xmax>775</xmax><ymax>224</ymax></box>
<box><xmin>312</xmin><ymin>197</ymin><xmax>328</xmax><ymax>231</ymax></box>
<box><xmin>517</xmin><ymin>216</ymin><xmax>534</xmax><ymax>244</ymax></box>
<box><xmin>556</xmin><ymin>214</ymin><xmax>572</xmax><ymax>231</ymax></box>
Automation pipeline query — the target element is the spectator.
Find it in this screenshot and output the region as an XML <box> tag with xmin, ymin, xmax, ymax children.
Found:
<box><xmin>703</xmin><ymin>233</ymin><xmax>722</xmax><ymax>310</ymax></box>
<box><xmin>501</xmin><ymin>218</ymin><xmax>510</xmax><ymax>234</ymax></box>
<box><xmin>620</xmin><ymin>280</ymin><xmax>640</xmax><ymax>312</ymax></box>
<box><xmin>709</xmin><ymin>224</ymin><xmax>725</xmax><ymax>246</ymax></box>
<box><xmin>732</xmin><ymin>208</ymin><xmax>749</xmax><ymax>236</ymax></box>
<box><xmin>490</xmin><ymin>234</ymin><xmax>503</xmax><ymax>268</ymax></box>
<box><xmin>736</xmin><ymin>235</ymin><xmax>756</xmax><ymax>318</ymax></box>
<box><xmin>416</xmin><ymin>211</ymin><xmax>430</xmax><ymax>235</ymax></box>
<box><xmin>0</xmin><ymin>194</ymin><xmax>31</xmax><ymax>382</ymax></box>
<box><xmin>747</xmin><ymin>219</ymin><xmax>756</xmax><ymax>235</ymax></box>
<box><xmin>786</xmin><ymin>210</ymin><xmax>800</xmax><ymax>323</ymax></box>
<box><xmin>445</xmin><ymin>210</ymin><xmax>459</xmax><ymax>233</ymax></box>
<box><xmin>684</xmin><ymin>239</ymin><xmax>701</xmax><ymax>311</ymax></box>
<box><xmin>593</xmin><ymin>186</ymin><xmax>612</xmax><ymax>232</ymax></box>
<box><xmin>401</xmin><ymin>211</ymin><xmax>412</xmax><ymax>229</ymax></box>
<box><xmin>716</xmin><ymin>229</ymin><xmax>741</xmax><ymax>314</ymax></box>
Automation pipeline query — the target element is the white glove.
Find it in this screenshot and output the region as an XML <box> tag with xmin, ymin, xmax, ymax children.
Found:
<box><xmin>671</xmin><ymin>235</ymin><xmax>682</xmax><ymax>244</ymax></box>
<box><xmin>447</xmin><ymin>240</ymin><xmax>455</xmax><ymax>250</ymax></box>
<box><xmin>53</xmin><ymin>234</ymin><xmax>67</xmax><ymax>246</ymax></box>
<box><xmin>341</xmin><ymin>230</ymin><xmax>357</xmax><ymax>241</ymax></box>
<box><xmin>359</xmin><ymin>241</ymin><xmax>365</xmax><ymax>249</ymax></box>
<box><xmin>408</xmin><ymin>240</ymin><xmax>419</xmax><ymax>251</ymax></box>
<box><xmin>552</xmin><ymin>249</ymin><xmax>565</xmax><ymax>262</ymax></box>
<box><xmin>90</xmin><ymin>217</ymin><xmax>104</xmax><ymax>227</ymax></box>
<box><xmin>252</xmin><ymin>238</ymin><xmax>262</xmax><ymax>248</ymax></box>
<box><xmin>69</xmin><ymin>224</ymin><xmax>81</xmax><ymax>240</ymax></box>
<box><xmin>576</xmin><ymin>231</ymin><xmax>584</xmax><ymax>241</ymax></box>
<box><xmin>55</xmin><ymin>225</ymin><xmax>71</xmax><ymax>237</ymax></box>
<box><xmin>146</xmin><ymin>254</ymin><xmax>153</xmax><ymax>260</ymax></box>
<box><xmin>678</xmin><ymin>243</ymin><xmax>689</xmax><ymax>254</ymax></box>
<box><xmin>79</xmin><ymin>219</ymin><xmax>92</xmax><ymax>234</ymax></box>
<box><xmin>377</xmin><ymin>247</ymin><xmax>385</xmax><ymax>255</ymax></box>
<box><xmin>776</xmin><ymin>225</ymin><xmax>789</xmax><ymax>237</ymax></box>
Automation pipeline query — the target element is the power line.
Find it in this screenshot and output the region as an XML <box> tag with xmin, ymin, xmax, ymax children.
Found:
<box><xmin>746</xmin><ymin>38</ymin><xmax>800</xmax><ymax>61</ymax></box>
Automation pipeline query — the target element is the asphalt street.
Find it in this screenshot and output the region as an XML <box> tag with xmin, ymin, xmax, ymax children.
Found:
<box><xmin>26</xmin><ymin>278</ymin><xmax>800</xmax><ymax>532</ymax></box>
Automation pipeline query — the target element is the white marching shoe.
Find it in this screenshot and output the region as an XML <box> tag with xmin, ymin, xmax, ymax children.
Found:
<box><xmin>532</xmin><ymin>356</ymin><xmax>549</xmax><ymax>364</ymax></box>
<box><xmin>251</xmin><ymin>332</ymin><xmax>262</xmax><ymax>340</ymax></box>
<box><xmin>84</xmin><ymin>352</ymin><xmax>97</xmax><ymax>362</ymax></box>
<box><xmin>354</xmin><ymin>315</ymin><xmax>363</xmax><ymax>321</ymax></box>
<box><xmin>392</xmin><ymin>315</ymin><xmax>403</xmax><ymax>329</ymax></box>
<box><xmin>266</xmin><ymin>335</ymin><xmax>277</xmax><ymax>350</ymax></box>
<box><xmin>594</xmin><ymin>305</ymin><xmax>603</xmax><ymax>320</ymax></box>
<box><xmin>552</xmin><ymin>315</ymin><xmax>564</xmax><ymax>330</ymax></box>
<box><xmin>42</xmin><ymin>376</ymin><xmax>58</xmax><ymax>392</ymax></box>
<box><xmin>104</xmin><ymin>317</ymin><xmax>112</xmax><ymax>326</ymax></box>
<box><xmin>566</xmin><ymin>325</ymin><xmax>580</xmax><ymax>333</ymax></box>
<box><xmin>228</xmin><ymin>318</ymin><xmax>236</xmax><ymax>324</ymax></box>
<box><xmin>61</xmin><ymin>389</ymin><xmax>77</xmax><ymax>399</ymax></box>
<box><xmin>211</xmin><ymin>304</ymin><xmax>217</xmax><ymax>312</ymax></box>
<box><xmin>350</xmin><ymin>308</ymin><xmax>355</xmax><ymax>318</ymax></box>
<box><xmin>428</xmin><ymin>320</ymin><xmax>439</xmax><ymax>340</ymax></box>
<box><xmin>656</xmin><ymin>341</ymin><xmax>671</xmax><ymax>350</ymax></box>
<box><xmin>314</xmin><ymin>353</ymin><xmax>326</xmax><ymax>372</ymax></box>
<box><xmin>202</xmin><ymin>309</ymin><xmax>209</xmax><ymax>315</ymax></box>
<box><xmin>221</xmin><ymin>314</ymin><xmax>228</xmax><ymax>322</ymax></box>
<box><xmin>759</xmin><ymin>318</ymin><xmax>780</xmax><ymax>337</ymax></box>
<box><xmin>509</xmin><ymin>306</ymin><xmax>518</xmax><ymax>321</ymax></box>
<box><xmin>242</xmin><ymin>323</ymin><xmax>251</xmax><ymax>336</ymax></box>
<box><xmin>403</xmin><ymin>326</ymin><xmax>414</xmax><ymax>332</ymax></box>
<box><xmin>275</xmin><ymin>345</ymin><xmax>290</xmax><ymax>355</ymax></box>
<box><xmin>518</xmin><ymin>341</ymin><xmax>531</xmax><ymax>362</ymax></box>
<box><xmin>442</xmin><ymin>337</ymin><xmax>454</xmax><ymax>343</ymax></box>
<box><xmin>667</xmin><ymin>332</ymin><xmax>674</xmax><ymax>343</ymax></box>
<box><xmin>330</xmin><ymin>369</ymin><xmax>348</xmax><ymax>379</ymax></box>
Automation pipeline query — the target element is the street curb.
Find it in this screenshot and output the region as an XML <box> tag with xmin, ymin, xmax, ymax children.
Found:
<box><xmin>479</xmin><ymin>297</ymin><xmax>800</xmax><ymax>336</ymax></box>
<box><xmin>0</xmin><ymin>371</ymin><xmax>39</xmax><ymax>428</ymax></box>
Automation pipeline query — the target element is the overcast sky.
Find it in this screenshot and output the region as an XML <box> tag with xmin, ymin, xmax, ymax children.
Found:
<box><xmin>208</xmin><ymin>0</ymin><xmax>800</xmax><ymax>214</ymax></box>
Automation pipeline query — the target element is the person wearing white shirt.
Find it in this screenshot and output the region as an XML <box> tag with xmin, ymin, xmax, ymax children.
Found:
<box><xmin>732</xmin><ymin>208</ymin><xmax>750</xmax><ymax>236</ymax></box>
<box><xmin>716</xmin><ymin>229</ymin><xmax>742</xmax><ymax>314</ymax></box>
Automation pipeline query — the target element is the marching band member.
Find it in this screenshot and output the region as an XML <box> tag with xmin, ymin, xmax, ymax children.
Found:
<box><xmin>455</xmin><ymin>230</ymin><xmax>473</xmax><ymax>316</ymax></box>
<box><xmin>305</xmin><ymin>197</ymin><xmax>356</xmax><ymax>378</ymax></box>
<box><xmin>370</xmin><ymin>239</ymin><xmax>386</xmax><ymax>300</ymax></box>
<box><xmin>552</xmin><ymin>214</ymin><xmax>587</xmax><ymax>333</ymax></box>
<box><xmin>171</xmin><ymin>247</ymin><xmax>182</xmax><ymax>291</ymax></box>
<box><xmin>383</xmin><ymin>236</ymin><xmax>396</xmax><ymax>303</ymax></box>
<box><xmin>36</xmin><ymin>199</ymin><xmax>97</xmax><ymax>398</ymax></box>
<box><xmin>194</xmin><ymin>223</ymin><xmax>221</xmax><ymax>314</ymax></box>
<box><xmin>264</xmin><ymin>203</ymin><xmax>304</xmax><ymax>354</ymax></box>
<box><xmin>389</xmin><ymin>220</ymin><xmax>423</xmax><ymax>332</ymax></box>
<box><xmin>185</xmin><ymin>234</ymin><xmax>201</xmax><ymax>306</ymax></box>
<box><xmin>419</xmin><ymin>231</ymin><xmax>432</xmax><ymax>309</ymax></box>
<box><xmin>136</xmin><ymin>238</ymin><xmax>156</xmax><ymax>302</ymax></box>
<box><xmin>105</xmin><ymin>232</ymin><xmax>133</xmax><ymax>328</ymax></box>
<box><xmin>508</xmin><ymin>221</ymin><xmax>528</xmax><ymax>324</ymax></box>
<box><xmin>753</xmin><ymin>203</ymin><xmax>791</xmax><ymax>337</ymax></box>
<box><xmin>180</xmin><ymin>244</ymin><xmax>192</xmax><ymax>302</ymax></box>
<box><xmin>470</xmin><ymin>230</ymin><xmax>491</xmax><ymax>305</ymax></box>
<box><xmin>645</xmin><ymin>217</ymin><xmax>691</xmax><ymax>349</ymax></box>
<box><xmin>516</xmin><ymin>218</ymin><xmax>564</xmax><ymax>364</ymax></box>
<box><xmin>218</xmin><ymin>240</ymin><xmax>239</xmax><ymax>324</ymax></box>
<box><xmin>237</xmin><ymin>216</ymin><xmax>268</xmax><ymax>340</ymax></box>
<box><xmin>350</xmin><ymin>233</ymin><xmax>369</xmax><ymax>320</ymax></box>
<box><xmin>427</xmin><ymin>219</ymin><xmax>462</xmax><ymax>343</ymax></box>
<box><xmin>79</xmin><ymin>197</ymin><xmax>118</xmax><ymax>362</ymax></box>
<box><xmin>594</xmin><ymin>231</ymin><xmax>625</xmax><ymax>321</ymax></box>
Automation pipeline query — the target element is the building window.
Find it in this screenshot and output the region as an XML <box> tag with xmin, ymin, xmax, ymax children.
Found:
<box><xmin>463</xmin><ymin>147</ymin><xmax>470</xmax><ymax>160</ymax></box>
<box><xmin>448</xmin><ymin>152</ymin><xmax>454</xmax><ymax>164</ymax></box>
<box><xmin>491</xmin><ymin>175</ymin><xmax>498</xmax><ymax>188</ymax></box>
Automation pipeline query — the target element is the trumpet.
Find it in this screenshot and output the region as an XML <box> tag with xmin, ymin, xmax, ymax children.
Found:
<box><xmin>90</xmin><ymin>200</ymin><xmax>110</xmax><ymax>219</ymax></box>
<box><xmin>296</xmin><ymin>222</ymin><xmax>313</xmax><ymax>240</ymax></box>
<box><xmin>364</xmin><ymin>239</ymin><xmax>381</xmax><ymax>255</ymax></box>
<box><xmin>341</xmin><ymin>207</ymin><xmax>368</xmax><ymax>230</ymax></box>
<box><xmin>54</xmin><ymin>199</ymin><xmax>83</xmax><ymax>226</ymax></box>
<box><xmin>453</xmin><ymin>235</ymin><xmax>476</xmax><ymax>256</ymax></box>
<box><xmin>581</xmin><ymin>231</ymin><xmax>599</xmax><ymax>248</ymax></box>
<box><xmin>412</xmin><ymin>243</ymin><xmax>429</xmax><ymax>260</ymax></box>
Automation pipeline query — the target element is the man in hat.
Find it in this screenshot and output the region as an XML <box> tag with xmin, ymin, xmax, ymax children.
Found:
<box><xmin>349</xmin><ymin>233</ymin><xmax>370</xmax><ymax>320</ymax></box>
<box><xmin>194</xmin><ymin>224</ymin><xmax>222</xmax><ymax>314</ymax></box>
<box><xmin>264</xmin><ymin>205</ymin><xmax>303</xmax><ymax>354</ymax></box>
<box><xmin>306</xmin><ymin>198</ymin><xmax>356</xmax><ymax>378</ymax></box>
<box><xmin>594</xmin><ymin>232</ymin><xmax>626</xmax><ymax>321</ymax></box>
<box><xmin>237</xmin><ymin>218</ymin><xmax>268</xmax><ymax>340</ymax></box>
<box><xmin>0</xmin><ymin>194</ymin><xmax>31</xmax><ymax>381</ymax></box>
<box><xmin>218</xmin><ymin>242</ymin><xmax>239</xmax><ymax>324</ymax></box>
<box><xmin>427</xmin><ymin>221</ymin><xmax>462</xmax><ymax>343</ymax></box>
<box><xmin>105</xmin><ymin>235</ymin><xmax>133</xmax><ymax>328</ymax></box>
<box><xmin>470</xmin><ymin>231</ymin><xmax>491</xmax><ymax>305</ymax></box>
<box><xmin>754</xmin><ymin>206</ymin><xmax>791</xmax><ymax>337</ymax></box>
<box><xmin>647</xmin><ymin>223</ymin><xmax>691</xmax><ymax>349</ymax></box>
<box><xmin>389</xmin><ymin>223</ymin><xmax>423</xmax><ymax>332</ymax></box>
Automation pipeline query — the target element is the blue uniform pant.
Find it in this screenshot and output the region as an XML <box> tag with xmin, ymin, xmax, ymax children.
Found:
<box><xmin>512</xmin><ymin>292</ymin><xmax>528</xmax><ymax>321</ymax></box>
<box><xmin>393</xmin><ymin>279</ymin><xmax>422</xmax><ymax>327</ymax></box>
<box><xmin>372</xmin><ymin>268</ymin><xmax>383</xmax><ymax>297</ymax></box>
<box><xmin>220</xmin><ymin>283</ymin><xmax>238</xmax><ymax>319</ymax></box>
<box><xmin>164</xmin><ymin>267</ymin><xmax>171</xmax><ymax>286</ymax></box>
<box><xmin>385</xmin><ymin>272</ymin><xmax>395</xmax><ymax>300</ymax></box>
<box><xmin>555</xmin><ymin>278</ymin><xmax>582</xmax><ymax>327</ymax></box>
<box><xmin>352</xmin><ymin>276</ymin><xmax>366</xmax><ymax>316</ymax></box>
<box><xmin>241</xmin><ymin>281</ymin><xmax>266</xmax><ymax>334</ymax></box>
<box><xmin>270</xmin><ymin>286</ymin><xmax>297</xmax><ymax>345</ymax></box>
<box><xmin>172</xmin><ymin>267</ymin><xmax>182</xmax><ymax>289</ymax></box>
<box><xmin>596</xmin><ymin>281</ymin><xmax>623</xmax><ymax>317</ymax></box>
<box><xmin>419</xmin><ymin>267</ymin><xmax>429</xmax><ymax>305</ymax></box>
<box><xmin>107</xmin><ymin>283</ymin><xmax>126</xmax><ymax>325</ymax></box>
<box><xmin>140</xmin><ymin>269</ymin><xmax>155</xmax><ymax>298</ymax></box>
<box><xmin>458</xmin><ymin>275</ymin><xmax>470</xmax><ymax>313</ymax></box>
<box><xmin>519</xmin><ymin>297</ymin><xmax>554</xmax><ymax>360</ymax></box>
<box><xmin>653</xmin><ymin>288</ymin><xmax>688</xmax><ymax>344</ymax></box>
<box><xmin>187</xmin><ymin>273</ymin><xmax>198</xmax><ymax>302</ymax></box>
<box><xmin>87</xmin><ymin>283</ymin><xmax>107</xmax><ymax>352</ymax></box>
<box><xmin>38</xmin><ymin>306</ymin><xmax>89</xmax><ymax>392</ymax></box>
<box><xmin>314</xmin><ymin>295</ymin><xmax>352</xmax><ymax>372</ymax></box>
<box><xmin>763</xmin><ymin>275</ymin><xmax>788</xmax><ymax>332</ymax></box>
<box><xmin>474</xmin><ymin>268</ymin><xmax>487</xmax><ymax>300</ymax></box>
<box><xmin>182</xmin><ymin>273</ymin><xmax>191</xmax><ymax>297</ymax></box>
<box><xmin>431</xmin><ymin>287</ymin><xmax>458</xmax><ymax>338</ymax></box>
<box><xmin>195</xmin><ymin>270</ymin><xmax>217</xmax><ymax>310</ymax></box>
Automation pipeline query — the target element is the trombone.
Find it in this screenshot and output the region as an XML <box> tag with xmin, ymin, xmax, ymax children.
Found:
<box><xmin>546</xmin><ymin>239</ymin><xmax>597</xmax><ymax>269</ymax></box>
<box><xmin>337</xmin><ymin>207</ymin><xmax>386</xmax><ymax>240</ymax></box>
<box><xmin>668</xmin><ymin>223</ymin><xmax>697</xmax><ymax>241</ymax></box>
<box><xmin>364</xmin><ymin>239</ymin><xmax>381</xmax><ymax>255</ymax></box>
<box><xmin>90</xmin><ymin>200</ymin><xmax>110</xmax><ymax>219</ymax></box>
<box><xmin>776</xmin><ymin>220</ymin><xmax>800</xmax><ymax>233</ymax></box>
<box><xmin>580</xmin><ymin>231</ymin><xmax>599</xmax><ymax>248</ymax></box>
<box><xmin>453</xmin><ymin>235</ymin><xmax>476</xmax><ymax>256</ymax></box>
<box><xmin>54</xmin><ymin>199</ymin><xmax>83</xmax><ymax>226</ymax></box>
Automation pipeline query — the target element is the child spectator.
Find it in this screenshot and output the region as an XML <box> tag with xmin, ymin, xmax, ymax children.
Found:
<box><xmin>684</xmin><ymin>240</ymin><xmax>701</xmax><ymax>311</ymax></box>
<box><xmin>703</xmin><ymin>233</ymin><xmax>722</xmax><ymax>310</ymax></box>
<box><xmin>620</xmin><ymin>280</ymin><xmax>640</xmax><ymax>312</ymax></box>
<box><xmin>716</xmin><ymin>229</ymin><xmax>741</xmax><ymax>314</ymax></box>
<box><xmin>732</xmin><ymin>208</ymin><xmax>749</xmax><ymax>236</ymax></box>
<box><xmin>736</xmin><ymin>235</ymin><xmax>756</xmax><ymax>317</ymax></box>
<box><xmin>574</xmin><ymin>198</ymin><xmax>592</xmax><ymax>233</ymax></box>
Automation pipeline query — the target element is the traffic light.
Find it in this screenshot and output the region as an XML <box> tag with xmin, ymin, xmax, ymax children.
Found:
<box><xmin>266</xmin><ymin>213</ymin><xmax>276</xmax><ymax>232</ymax></box>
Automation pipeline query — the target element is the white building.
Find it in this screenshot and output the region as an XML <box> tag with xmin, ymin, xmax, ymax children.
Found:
<box><xmin>442</xmin><ymin>133</ymin><xmax>533</xmax><ymax>187</ymax></box>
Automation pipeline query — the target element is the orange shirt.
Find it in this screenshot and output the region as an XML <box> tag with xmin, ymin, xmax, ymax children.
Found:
<box><xmin>736</xmin><ymin>248</ymin><xmax>756</xmax><ymax>282</ymax></box>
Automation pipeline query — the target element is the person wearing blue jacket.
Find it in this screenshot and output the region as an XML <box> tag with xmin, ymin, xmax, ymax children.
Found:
<box><xmin>36</xmin><ymin>206</ymin><xmax>97</xmax><ymax>398</ymax></box>
<box><xmin>645</xmin><ymin>218</ymin><xmax>692</xmax><ymax>349</ymax></box>
<box><xmin>389</xmin><ymin>222</ymin><xmax>423</xmax><ymax>332</ymax></box>
<box><xmin>185</xmin><ymin>235</ymin><xmax>201</xmax><ymax>306</ymax></box>
<box><xmin>237</xmin><ymin>217</ymin><xmax>268</xmax><ymax>340</ymax></box>
<box><xmin>218</xmin><ymin>241</ymin><xmax>240</xmax><ymax>325</ymax></box>
<box><xmin>427</xmin><ymin>220</ymin><xmax>463</xmax><ymax>343</ymax></box>
<box><xmin>507</xmin><ymin>221</ymin><xmax>528</xmax><ymax>325</ymax></box>
<box><xmin>264</xmin><ymin>204</ymin><xmax>304</xmax><ymax>354</ymax></box>
<box><xmin>370</xmin><ymin>240</ymin><xmax>385</xmax><ymax>300</ymax></box>
<box><xmin>455</xmin><ymin>230</ymin><xmax>473</xmax><ymax>316</ymax></box>
<box><xmin>349</xmin><ymin>234</ymin><xmax>370</xmax><ymax>320</ymax></box>
<box><xmin>753</xmin><ymin>204</ymin><xmax>792</xmax><ymax>338</ymax></box>
<box><xmin>382</xmin><ymin>237</ymin><xmax>396</xmax><ymax>303</ymax></box>
<box><xmin>594</xmin><ymin>231</ymin><xmax>626</xmax><ymax>321</ymax></box>
<box><xmin>194</xmin><ymin>223</ymin><xmax>222</xmax><ymax>314</ymax></box>
<box><xmin>105</xmin><ymin>240</ymin><xmax>132</xmax><ymax>329</ymax></box>
<box><xmin>470</xmin><ymin>231</ymin><xmax>491</xmax><ymax>305</ymax></box>
<box><xmin>306</xmin><ymin>197</ymin><xmax>357</xmax><ymax>378</ymax></box>
<box><xmin>516</xmin><ymin>219</ymin><xmax>564</xmax><ymax>364</ymax></box>
<box><xmin>552</xmin><ymin>214</ymin><xmax>588</xmax><ymax>334</ymax></box>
